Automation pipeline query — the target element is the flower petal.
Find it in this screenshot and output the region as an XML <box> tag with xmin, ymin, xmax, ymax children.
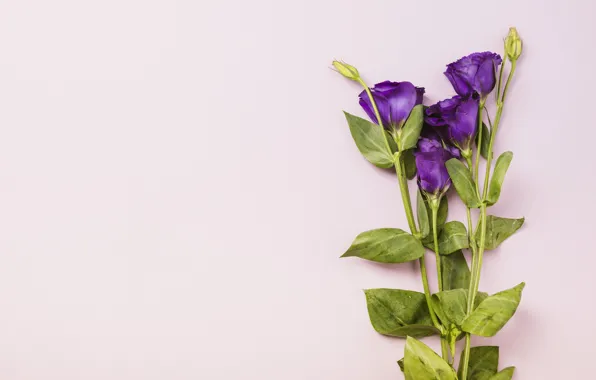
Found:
<box><xmin>358</xmin><ymin>89</ymin><xmax>391</xmax><ymax>127</ymax></box>
<box><xmin>384</xmin><ymin>82</ymin><xmax>418</xmax><ymax>125</ymax></box>
<box><xmin>444</xmin><ymin>68</ymin><xmax>473</xmax><ymax>97</ymax></box>
<box><xmin>474</xmin><ymin>58</ymin><xmax>497</xmax><ymax>96</ymax></box>
<box><xmin>447</xmin><ymin>97</ymin><xmax>479</xmax><ymax>148</ymax></box>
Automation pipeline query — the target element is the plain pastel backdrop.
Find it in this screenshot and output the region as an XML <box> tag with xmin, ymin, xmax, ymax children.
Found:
<box><xmin>0</xmin><ymin>0</ymin><xmax>593</xmax><ymax>379</ymax></box>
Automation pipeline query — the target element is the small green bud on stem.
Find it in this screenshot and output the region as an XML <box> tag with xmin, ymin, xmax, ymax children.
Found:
<box><xmin>504</xmin><ymin>27</ymin><xmax>522</xmax><ymax>62</ymax></box>
<box><xmin>332</xmin><ymin>60</ymin><xmax>360</xmax><ymax>81</ymax></box>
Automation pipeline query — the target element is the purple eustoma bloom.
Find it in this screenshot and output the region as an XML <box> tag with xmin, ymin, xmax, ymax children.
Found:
<box><xmin>444</xmin><ymin>52</ymin><xmax>502</xmax><ymax>98</ymax></box>
<box><xmin>419</xmin><ymin>127</ymin><xmax>461</xmax><ymax>158</ymax></box>
<box><xmin>425</xmin><ymin>96</ymin><xmax>479</xmax><ymax>152</ymax></box>
<box><xmin>359</xmin><ymin>81</ymin><xmax>424</xmax><ymax>130</ymax></box>
<box><xmin>415</xmin><ymin>145</ymin><xmax>453</xmax><ymax>196</ymax></box>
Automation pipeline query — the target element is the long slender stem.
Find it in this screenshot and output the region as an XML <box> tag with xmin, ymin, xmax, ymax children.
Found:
<box><xmin>472</xmin><ymin>102</ymin><xmax>485</xmax><ymax>196</ymax></box>
<box><xmin>496</xmin><ymin>58</ymin><xmax>506</xmax><ymax>100</ymax></box>
<box><xmin>356</xmin><ymin>77</ymin><xmax>450</xmax><ymax>362</ymax></box>
<box><xmin>419</xmin><ymin>254</ymin><xmax>441</xmax><ymax>329</ymax></box>
<box><xmin>462</xmin><ymin>64</ymin><xmax>517</xmax><ymax>380</ymax></box>
<box><xmin>431</xmin><ymin>198</ymin><xmax>448</xmax><ymax>361</ymax></box>
<box><xmin>501</xmin><ymin>61</ymin><xmax>517</xmax><ymax>104</ymax></box>
<box><xmin>460</xmin><ymin>164</ymin><xmax>478</xmax><ymax>378</ymax></box>
<box><xmin>431</xmin><ymin>202</ymin><xmax>443</xmax><ymax>292</ymax></box>
<box><xmin>395</xmin><ymin>153</ymin><xmax>446</xmax><ymax>360</ymax></box>
<box><xmin>394</xmin><ymin>161</ymin><xmax>417</xmax><ymax>234</ymax></box>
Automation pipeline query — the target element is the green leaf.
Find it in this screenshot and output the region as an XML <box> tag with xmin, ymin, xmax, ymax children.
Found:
<box><xmin>486</xmin><ymin>151</ymin><xmax>513</xmax><ymax>205</ymax></box>
<box><xmin>341</xmin><ymin>228</ymin><xmax>425</xmax><ymax>263</ymax></box>
<box><xmin>445</xmin><ymin>158</ymin><xmax>481</xmax><ymax>208</ymax></box>
<box><xmin>432</xmin><ymin>289</ymin><xmax>468</xmax><ymax>327</ymax></box>
<box><xmin>344</xmin><ymin>112</ymin><xmax>394</xmax><ymax>168</ymax></box>
<box><xmin>401</xmin><ymin>105</ymin><xmax>424</xmax><ymax>150</ymax></box>
<box><xmin>404</xmin><ymin>337</ymin><xmax>458</xmax><ymax>380</ymax></box>
<box><xmin>441</xmin><ymin>251</ymin><xmax>470</xmax><ymax>291</ymax></box>
<box><xmin>476</xmin><ymin>122</ymin><xmax>490</xmax><ymax>159</ymax></box>
<box><xmin>477</xmin><ymin>215</ymin><xmax>524</xmax><ymax>250</ymax></box>
<box><xmin>397</xmin><ymin>358</ymin><xmax>405</xmax><ymax>372</ymax></box>
<box><xmin>462</xmin><ymin>283</ymin><xmax>525</xmax><ymax>337</ymax></box>
<box><xmin>458</xmin><ymin>346</ymin><xmax>499</xmax><ymax>380</ymax></box>
<box><xmin>438</xmin><ymin>222</ymin><xmax>469</xmax><ymax>255</ymax></box>
<box><xmin>403</xmin><ymin>149</ymin><xmax>417</xmax><ymax>180</ymax></box>
<box><xmin>432</xmin><ymin>290</ymin><xmax>489</xmax><ymax>336</ymax></box>
<box><xmin>475</xmin><ymin>291</ymin><xmax>489</xmax><ymax>309</ymax></box>
<box><xmin>489</xmin><ymin>367</ymin><xmax>515</xmax><ymax>380</ymax></box>
<box><xmin>436</xmin><ymin>196</ymin><xmax>448</xmax><ymax>227</ymax></box>
<box><xmin>364</xmin><ymin>289</ymin><xmax>439</xmax><ymax>338</ymax></box>
<box><xmin>426</xmin><ymin>221</ymin><xmax>469</xmax><ymax>255</ymax></box>
<box><xmin>417</xmin><ymin>190</ymin><xmax>430</xmax><ymax>238</ymax></box>
<box><xmin>385</xmin><ymin>131</ymin><xmax>398</xmax><ymax>154</ymax></box>
<box><xmin>392</xmin><ymin>324</ymin><xmax>441</xmax><ymax>338</ymax></box>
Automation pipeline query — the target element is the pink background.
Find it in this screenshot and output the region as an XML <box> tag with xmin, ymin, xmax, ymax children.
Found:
<box><xmin>0</xmin><ymin>0</ymin><xmax>594</xmax><ymax>379</ymax></box>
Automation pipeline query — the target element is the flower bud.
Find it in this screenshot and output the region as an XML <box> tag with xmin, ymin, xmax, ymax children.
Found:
<box><xmin>332</xmin><ymin>60</ymin><xmax>360</xmax><ymax>81</ymax></box>
<box><xmin>504</xmin><ymin>27</ymin><xmax>522</xmax><ymax>61</ymax></box>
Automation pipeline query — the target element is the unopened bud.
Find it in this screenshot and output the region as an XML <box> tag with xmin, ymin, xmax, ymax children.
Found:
<box><xmin>332</xmin><ymin>60</ymin><xmax>360</xmax><ymax>81</ymax></box>
<box><xmin>504</xmin><ymin>27</ymin><xmax>522</xmax><ymax>61</ymax></box>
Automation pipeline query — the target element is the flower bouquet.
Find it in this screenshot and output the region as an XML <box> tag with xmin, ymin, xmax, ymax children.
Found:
<box><xmin>333</xmin><ymin>28</ymin><xmax>524</xmax><ymax>379</ymax></box>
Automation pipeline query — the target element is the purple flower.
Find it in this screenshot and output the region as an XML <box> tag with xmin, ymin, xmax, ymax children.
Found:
<box><xmin>419</xmin><ymin>126</ymin><xmax>461</xmax><ymax>158</ymax></box>
<box><xmin>359</xmin><ymin>81</ymin><xmax>424</xmax><ymax>130</ymax></box>
<box><xmin>415</xmin><ymin>145</ymin><xmax>453</xmax><ymax>196</ymax></box>
<box><xmin>425</xmin><ymin>96</ymin><xmax>479</xmax><ymax>151</ymax></box>
<box><xmin>444</xmin><ymin>52</ymin><xmax>502</xmax><ymax>98</ymax></box>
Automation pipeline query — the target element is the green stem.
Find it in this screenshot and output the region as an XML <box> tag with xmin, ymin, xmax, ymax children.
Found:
<box><xmin>394</xmin><ymin>160</ymin><xmax>418</xmax><ymax>234</ymax></box>
<box><xmin>501</xmin><ymin>61</ymin><xmax>517</xmax><ymax>104</ymax></box>
<box><xmin>484</xmin><ymin>106</ymin><xmax>493</xmax><ymax>129</ymax></box>
<box><xmin>462</xmin><ymin>65</ymin><xmax>517</xmax><ymax>379</ymax></box>
<box><xmin>431</xmin><ymin>201</ymin><xmax>443</xmax><ymax>292</ymax></box>
<box><xmin>395</xmin><ymin>155</ymin><xmax>446</xmax><ymax>360</ymax></box>
<box><xmin>496</xmin><ymin>58</ymin><xmax>506</xmax><ymax>100</ymax></box>
<box><xmin>431</xmin><ymin>198</ymin><xmax>448</xmax><ymax>361</ymax></box>
<box><xmin>395</xmin><ymin>157</ymin><xmax>441</xmax><ymax>328</ymax></box>
<box><xmin>419</xmin><ymin>254</ymin><xmax>441</xmax><ymax>329</ymax></box>
<box><xmin>449</xmin><ymin>337</ymin><xmax>456</xmax><ymax>366</ymax></box>
<box><xmin>473</xmin><ymin>101</ymin><xmax>485</xmax><ymax>196</ymax></box>
<box><xmin>357</xmin><ymin>77</ymin><xmax>450</xmax><ymax>362</ymax></box>
<box><xmin>462</xmin><ymin>334</ymin><xmax>472</xmax><ymax>378</ymax></box>
<box><xmin>482</xmin><ymin>106</ymin><xmax>502</xmax><ymax>196</ymax></box>
<box><xmin>356</xmin><ymin>78</ymin><xmax>393</xmax><ymax>155</ymax></box>
<box><xmin>441</xmin><ymin>339</ymin><xmax>450</xmax><ymax>365</ymax></box>
<box><xmin>395</xmin><ymin>158</ymin><xmax>440</xmax><ymax>327</ymax></box>
<box><xmin>472</xmin><ymin>207</ymin><xmax>487</xmax><ymax>302</ymax></box>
